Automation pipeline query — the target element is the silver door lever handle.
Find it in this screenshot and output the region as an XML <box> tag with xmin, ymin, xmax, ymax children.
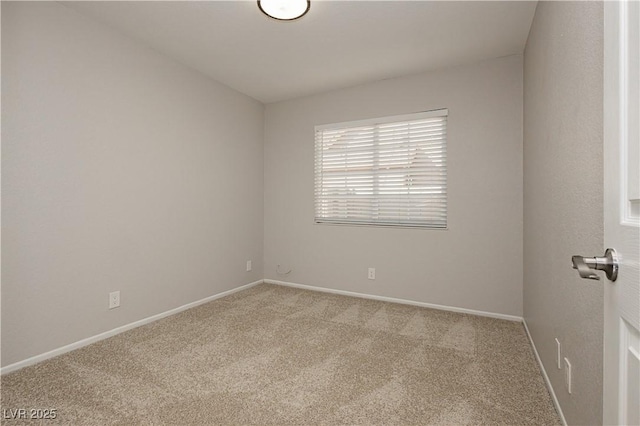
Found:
<box><xmin>571</xmin><ymin>248</ymin><xmax>618</xmax><ymax>281</ymax></box>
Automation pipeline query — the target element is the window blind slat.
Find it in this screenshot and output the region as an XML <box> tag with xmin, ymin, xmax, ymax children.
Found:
<box><xmin>315</xmin><ymin>110</ymin><xmax>448</xmax><ymax>228</ymax></box>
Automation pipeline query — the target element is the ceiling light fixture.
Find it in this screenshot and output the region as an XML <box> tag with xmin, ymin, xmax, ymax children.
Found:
<box><xmin>258</xmin><ymin>0</ymin><xmax>310</xmax><ymax>21</ymax></box>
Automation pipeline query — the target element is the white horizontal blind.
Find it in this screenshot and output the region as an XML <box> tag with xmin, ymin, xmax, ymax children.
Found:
<box><xmin>314</xmin><ymin>109</ymin><xmax>447</xmax><ymax>228</ymax></box>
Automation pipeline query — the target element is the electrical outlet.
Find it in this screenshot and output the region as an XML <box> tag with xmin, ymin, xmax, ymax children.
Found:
<box><xmin>246</xmin><ymin>260</ymin><xmax>252</xmax><ymax>272</ymax></box>
<box><xmin>555</xmin><ymin>338</ymin><xmax>561</xmax><ymax>369</ymax></box>
<box><xmin>109</xmin><ymin>291</ymin><xmax>120</xmax><ymax>310</ymax></box>
<box><xmin>368</xmin><ymin>268</ymin><xmax>376</xmax><ymax>280</ymax></box>
<box><xmin>564</xmin><ymin>357</ymin><xmax>572</xmax><ymax>394</ymax></box>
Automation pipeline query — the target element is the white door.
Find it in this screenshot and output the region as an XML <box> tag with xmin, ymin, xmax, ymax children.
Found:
<box><xmin>604</xmin><ymin>1</ymin><xmax>640</xmax><ymax>425</ymax></box>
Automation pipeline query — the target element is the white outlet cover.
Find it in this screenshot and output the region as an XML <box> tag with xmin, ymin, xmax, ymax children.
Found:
<box><xmin>368</xmin><ymin>268</ymin><xmax>375</xmax><ymax>280</ymax></box>
<box><xmin>246</xmin><ymin>260</ymin><xmax>252</xmax><ymax>272</ymax></box>
<box><xmin>109</xmin><ymin>291</ymin><xmax>120</xmax><ymax>310</ymax></box>
<box><xmin>555</xmin><ymin>338</ymin><xmax>561</xmax><ymax>369</ymax></box>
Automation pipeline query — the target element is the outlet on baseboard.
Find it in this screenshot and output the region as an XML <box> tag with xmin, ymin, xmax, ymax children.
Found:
<box><xmin>246</xmin><ymin>260</ymin><xmax>252</xmax><ymax>272</ymax></box>
<box><xmin>564</xmin><ymin>357</ymin><xmax>572</xmax><ymax>394</ymax></box>
<box><xmin>109</xmin><ymin>291</ymin><xmax>120</xmax><ymax>310</ymax></box>
<box><xmin>555</xmin><ymin>338</ymin><xmax>561</xmax><ymax>369</ymax></box>
<box><xmin>368</xmin><ymin>268</ymin><xmax>376</xmax><ymax>280</ymax></box>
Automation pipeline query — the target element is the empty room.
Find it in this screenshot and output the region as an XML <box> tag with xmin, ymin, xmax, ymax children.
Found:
<box><xmin>1</xmin><ymin>1</ymin><xmax>639</xmax><ymax>425</ymax></box>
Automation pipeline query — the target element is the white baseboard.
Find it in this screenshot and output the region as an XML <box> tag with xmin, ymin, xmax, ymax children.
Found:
<box><xmin>523</xmin><ymin>319</ymin><xmax>567</xmax><ymax>426</ymax></box>
<box><xmin>0</xmin><ymin>280</ymin><xmax>263</xmax><ymax>375</ymax></box>
<box><xmin>264</xmin><ymin>279</ymin><xmax>522</xmax><ymax>322</ymax></box>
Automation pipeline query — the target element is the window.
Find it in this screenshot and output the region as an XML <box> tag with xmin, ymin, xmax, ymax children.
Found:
<box><xmin>314</xmin><ymin>109</ymin><xmax>447</xmax><ymax>228</ymax></box>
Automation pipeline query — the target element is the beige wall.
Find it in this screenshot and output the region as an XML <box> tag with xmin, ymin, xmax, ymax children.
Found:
<box><xmin>264</xmin><ymin>55</ymin><xmax>524</xmax><ymax>317</ymax></box>
<box><xmin>523</xmin><ymin>2</ymin><xmax>604</xmax><ymax>425</ymax></box>
<box><xmin>1</xmin><ymin>2</ymin><xmax>264</xmax><ymax>367</ymax></box>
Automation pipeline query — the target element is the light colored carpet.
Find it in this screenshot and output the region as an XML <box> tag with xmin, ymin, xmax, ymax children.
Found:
<box><xmin>1</xmin><ymin>284</ymin><xmax>560</xmax><ymax>425</ymax></box>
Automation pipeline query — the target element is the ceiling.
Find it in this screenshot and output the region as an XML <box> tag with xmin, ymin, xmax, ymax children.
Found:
<box><xmin>64</xmin><ymin>1</ymin><xmax>537</xmax><ymax>104</ymax></box>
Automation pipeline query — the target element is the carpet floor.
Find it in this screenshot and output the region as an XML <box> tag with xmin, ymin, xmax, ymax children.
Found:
<box><xmin>1</xmin><ymin>284</ymin><xmax>560</xmax><ymax>425</ymax></box>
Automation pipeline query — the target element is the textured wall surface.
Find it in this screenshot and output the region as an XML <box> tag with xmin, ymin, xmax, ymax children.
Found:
<box><xmin>523</xmin><ymin>2</ymin><xmax>604</xmax><ymax>424</ymax></box>
<box><xmin>1</xmin><ymin>2</ymin><xmax>264</xmax><ymax>366</ymax></box>
<box><xmin>264</xmin><ymin>56</ymin><xmax>524</xmax><ymax>317</ymax></box>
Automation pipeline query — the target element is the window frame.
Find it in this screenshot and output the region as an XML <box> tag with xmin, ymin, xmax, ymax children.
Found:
<box><xmin>314</xmin><ymin>108</ymin><xmax>448</xmax><ymax>230</ymax></box>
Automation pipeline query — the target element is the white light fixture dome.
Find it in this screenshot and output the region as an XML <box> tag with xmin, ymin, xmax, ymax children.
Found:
<box><xmin>258</xmin><ymin>0</ymin><xmax>310</xmax><ymax>21</ymax></box>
